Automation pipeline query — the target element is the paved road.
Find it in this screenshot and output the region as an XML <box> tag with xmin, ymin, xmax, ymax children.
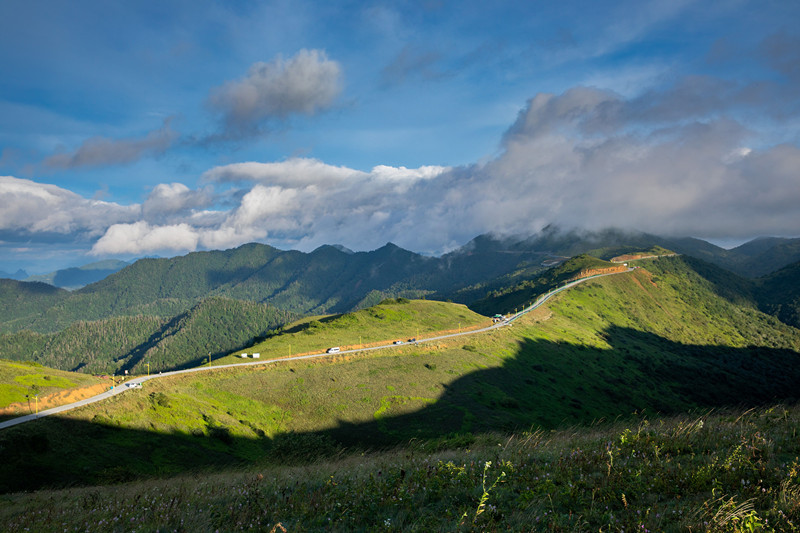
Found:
<box><xmin>0</xmin><ymin>268</ymin><xmax>632</xmax><ymax>431</ymax></box>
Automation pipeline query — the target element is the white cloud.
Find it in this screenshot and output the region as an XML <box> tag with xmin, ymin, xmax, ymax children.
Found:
<box><xmin>422</xmin><ymin>86</ymin><xmax>799</xmax><ymax>241</ymax></box>
<box><xmin>91</xmin><ymin>221</ymin><xmax>199</xmax><ymax>255</ymax></box>
<box><xmin>82</xmin><ymin>160</ymin><xmax>452</xmax><ymax>255</ymax></box>
<box><xmin>141</xmin><ymin>182</ymin><xmax>215</xmax><ymax>222</ymax></box>
<box><xmin>206</xmin><ymin>49</ymin><xmax>343</xmax><ymax>139</ymax></box>
<box><xmin>201</xmin><ymin>158</ymin><xmax>364</xmax><ymax>188</ymax></box>
<box><xmin>0</xmin><ymin>176</ymin><xmax>138</xmax><ymax>237</ymax></box>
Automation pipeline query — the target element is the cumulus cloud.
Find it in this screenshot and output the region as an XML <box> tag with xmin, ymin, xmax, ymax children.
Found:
<box><xmin>91</xmin><ymin>221</ymin><xmax>199</xmax><ymax>255</ymax></box>
<box><xmin>83</xmin><ymin>160</ymin><xmax>450</xmax><ymax>255</ymax></box>
<box><xmin>202</xmin><ymin>158</ymin><xmax>365</xmax><ymax>188</ymax></box>
<box><xmin>141</xmin><ymin>182</ymin><xmax>215</xmax><ymax>223</ymax></box>
<box><xmin>0</xmin><ymin>176</ymin><xmax>138</xmax><ymax>239</ymax></box>
<box><xmin>206</xmin><ymin>49</ymin><xmax>343</xmax><ymax>139</ymax></box>
<box><xmin>44</xmin><ymin>118</ymin><xmax>178</xmax><ymax>169</ymax></box>
<box><xmin>413</xmin><ymin>84</ymin><xmax>800</xmax><ymax>242</ymax></box>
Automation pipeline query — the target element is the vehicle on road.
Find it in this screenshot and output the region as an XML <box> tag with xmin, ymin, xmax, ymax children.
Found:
<box><xmin>393</xmin><ymin>340</ymin><xmax>404</xmax><ymax>345</ymax></box>
<box><xmin>326</xmin><ymin>347</ymin><xmax>341</xmax><ymax>353</ymax></box>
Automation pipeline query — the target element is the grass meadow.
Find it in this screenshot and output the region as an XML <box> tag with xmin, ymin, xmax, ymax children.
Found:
<box><xmin>209</xmin><ymin>298</ymin><xmax>490</xmax><ymax>365</ymax></box>
<box><xmin>1</xmin><ymin>404</ymin><xmax>799</xmax><ymax>531</ymax></box>
<box><xmin>0</xmin><ymin>360</ymin><xmax>105</xmax><ymax>412</ymax></box>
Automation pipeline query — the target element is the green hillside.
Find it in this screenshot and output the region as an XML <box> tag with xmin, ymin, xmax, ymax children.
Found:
<box><xmin>0</xmin><ymin>315</ymin><xmax>166</xmax><ymax>373</ymax></box>
<box><xmin>757</xmin><ymin>260</ymin><xmax>800</xmax><ymax>329</ymax></box>
<box><xmin>137</xmin><ymin>297</ymin><xmax>298</xmax><ymax>373</ymax></box>
<box><xmin>0</xmin><ymin>298</ymin><xmax>296</xmax><ymax>374</ymax></box>
<box><xmin>211</xmin><ymin>298</ymin><xmax>488</xmax><ymax>366</ymax></box>
<box><xmin>1</xmin><ymin>256</ymin><xmax>798</xmax><ymax>495</ymax></box>
<box><xmin>0</xmin><ymin>359</ymin><xmax>105</xmax><ymax>410</ymax></box>
<box><xmin>468</xmin><ymin>254</ymin><xmax>621</xmax><ymax>315</ymax></box>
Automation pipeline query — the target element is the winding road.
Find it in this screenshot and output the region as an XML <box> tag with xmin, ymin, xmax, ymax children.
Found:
<box><xmin>0</xmin><ymin>268</ymin><xmax>632</xmax><ymax>430</ymax></box>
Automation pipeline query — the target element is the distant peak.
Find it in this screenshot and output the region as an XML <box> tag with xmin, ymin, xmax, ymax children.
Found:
<box><xmin>331</xmin><ymin>244</ymin><xmax>355</xmax><ymax>254</ymax></box>
<box><xmin>311</xmin><ymin>244</ymin><xmax>351</xmax><ymax>256</ymax></box>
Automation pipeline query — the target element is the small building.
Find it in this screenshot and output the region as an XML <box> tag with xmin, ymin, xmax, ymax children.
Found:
<box><xmin>252</xmin><ymin>353</ymin><xmax>260</xmax><ymax>358</ymax></box>
<box><xmin>239</xmin><ymin>353</ymin><xmax>248</xmax><ymax>358</ymax></box>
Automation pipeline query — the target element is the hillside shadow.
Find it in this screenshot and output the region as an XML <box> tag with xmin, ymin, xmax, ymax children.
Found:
<box><xmin>661</xmin><ymin>256</ymin><xmax>757</xmax><ymax>306</ymax></box>
<box><xmin>320</xmin><ymin>325</ymin><xmax>800</xmax><ymax>446</ymax></box>
<box><xmin>2</xmin><ymin>325</ymin><xmax>799</xmax><ymax>493</ymax></box>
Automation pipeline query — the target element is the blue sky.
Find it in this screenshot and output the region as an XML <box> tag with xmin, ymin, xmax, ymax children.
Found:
<box><xmin>1</xmin><ymin>0</ymin><xmax>799</xmax><ymax>274</ymax></box>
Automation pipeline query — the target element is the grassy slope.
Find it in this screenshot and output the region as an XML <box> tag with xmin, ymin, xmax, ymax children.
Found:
<box><xmin>0</xmin><ymin>360</ymin><xmax>105</xmax><ymax>409</ymax></box>
<box><xmin>210</xmin><ymin>298</ymin><xmax>489</xmax><ymax>366</ymax></box>
<box><xmin>468</xmin><ymin>254</ymin><xmax>628</xmax><ymax>316</ymax></box>
<box><xmin>2</xmin><ymin>257</ymin><xmax>799</xmax><ymax>496</ymax></box>
<box><xmin>2</xmin><ymin>404</ymin><xmax>799</xmax><ymax>531</ymax></box>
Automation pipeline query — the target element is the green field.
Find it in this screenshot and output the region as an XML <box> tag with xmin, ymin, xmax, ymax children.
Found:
<box><xmin>210</xmin><ymin>298</ymin><xmax>489</xmax><ymax>365</ymax></box>
<box><xmin>0</xmin><ymin>360</ymin><xmax>105</xmax><ymax>410</ymax></box>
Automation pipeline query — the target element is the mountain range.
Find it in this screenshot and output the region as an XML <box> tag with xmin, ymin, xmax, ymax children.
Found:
<box><xmin>0</xmin><ymin>227</ymin><xmax>798</xmax><ymax>374</ymax></box>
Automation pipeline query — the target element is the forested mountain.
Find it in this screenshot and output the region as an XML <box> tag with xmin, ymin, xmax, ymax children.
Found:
<box><xmin>0</xmin><ymin>240</ymin><xmax>551</xmax><ymax>334</ymax></box>
<box><xmin>0</xmin><ymin>298</ymin><xmax>295</xmax><ymax>374</ymax></box>
<box><xmin>0</xmin><ymin>280</ymin><xmax>68</xmax><ymax>334</ymax></box>
<box><xmin>468</xmin><ymin>254</ymin><xmax>621</xmax><ymax>315</ymax></box>
<box><xmin>756</xmin><ymin>260</ymin><xmax>800</xmax><ymax>329</ymax></box>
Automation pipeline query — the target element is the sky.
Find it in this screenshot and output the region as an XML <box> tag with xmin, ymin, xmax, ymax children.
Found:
<box><xmin>1</xmin><ymin>0</ymin><xmax>799</xmax><ymax>274</ymax></box>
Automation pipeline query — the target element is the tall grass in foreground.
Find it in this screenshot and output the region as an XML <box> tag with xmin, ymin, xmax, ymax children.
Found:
<box><xmin>2</xmin><ymin>403</ymin><xmax>799</xmax><ymax>532</ymax></box>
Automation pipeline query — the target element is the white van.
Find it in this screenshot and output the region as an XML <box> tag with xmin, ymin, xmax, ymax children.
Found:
<box><xmin>326</xmin><ymin>347</ymin><xmax>341</xmax><ymax>354</ymax></box>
